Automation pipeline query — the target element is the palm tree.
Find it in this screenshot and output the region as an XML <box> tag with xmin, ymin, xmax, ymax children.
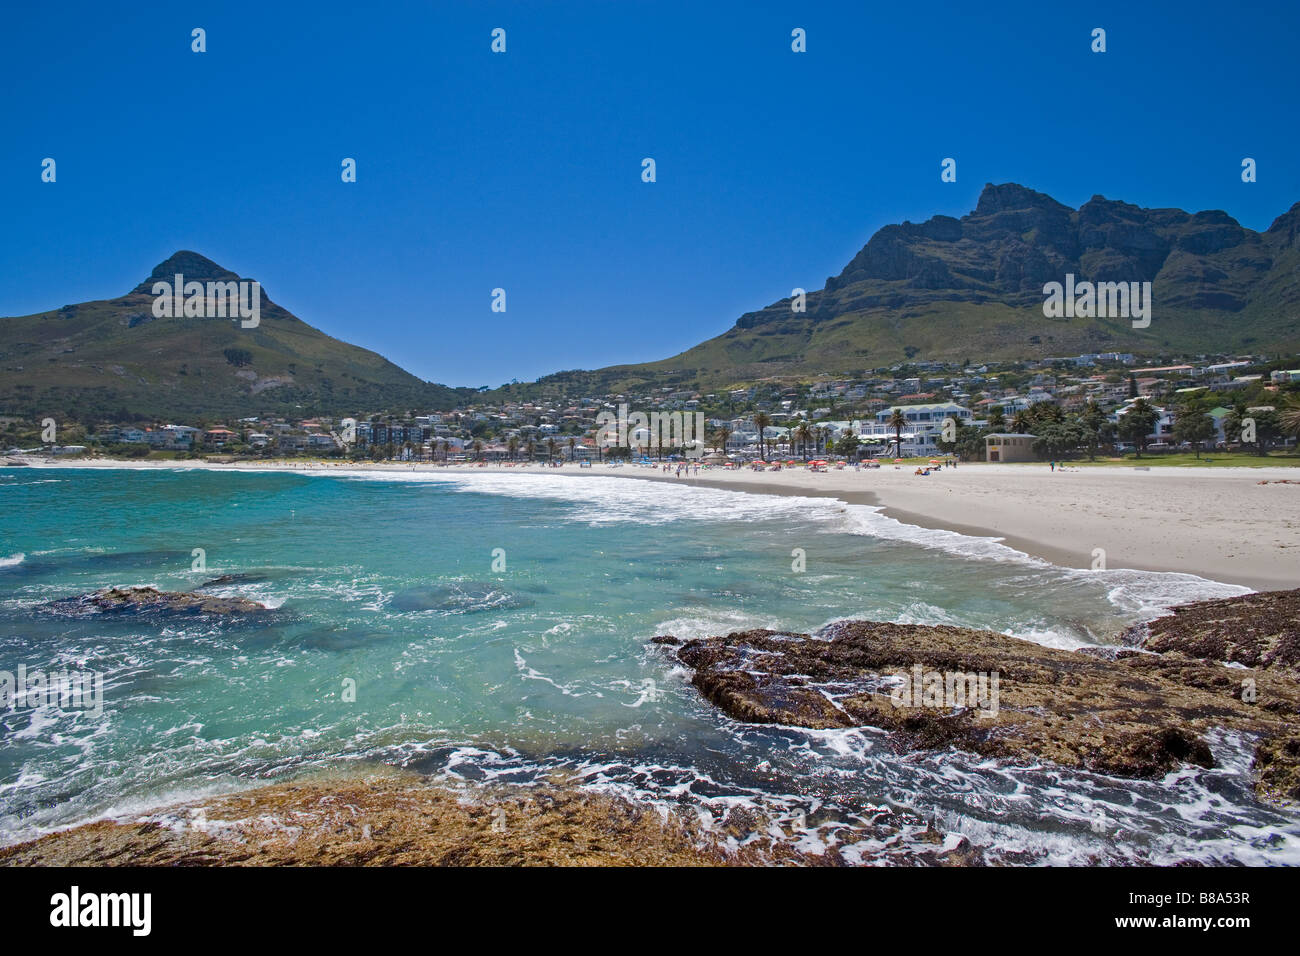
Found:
<box><xmin>546</xmin><ymin>437</ymin><xmax>557</xmax><ymax>463</ymax></box>
<box><xmin>1080</xmin><ymin>400</ymin><xmax>1107</xmax><ymax>461</ymax></box>
<box><xmin>1280</xmin><ymin>394</ymin><xmax>1300</xmax><ymax>441</ymax></box>
<box><xmin>567</xmin><ymin>436</ymin><xmax>577</xmax><ymax>461</ymax></box>
<box><xmin>794</xmin><ymin>421</ymin><xmax>812</xmax><ymax>459</ymax></box>
<box><xmin>471</xmin><ymin>438</ymin><xmax>483</xmax><ymax>460</ymax></box>
<box><xmin>507</xmin><ymin>435</ymin><xmax>519</xmax><ymax>461</ymax></box>
<box><xmin>526</xmin><ymin>438</ymin><xmax>537</xmax><ymax>462</ymax></box>
<box><xmin>1010</xmin><ymin>411</ymin><xmax>1032</xmax><ymax>434</ymax></box>
<box><xmin>887</xmin><ymin>408</ymin><xmax>907</xmax><ymax>458</ymax></box>
<box><xmin>712</xmin><ymin>424</ymin><xmax>731</xmax><ymax>458</ymax></box>
<box><xmin>753</xmin><ymin>412</ymin><xmax>771</xmax><ymax>460</ymax></box>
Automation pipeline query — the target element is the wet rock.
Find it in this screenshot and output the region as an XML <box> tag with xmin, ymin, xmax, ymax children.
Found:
<box><xmin>1253</xmin><ymin>733</ymin><xmax>1300</xmax><ymax>804</ymax></box>
<box><xmin>45</xmin><ymin>586</ymin><xmax>267</xmax><ymax>616</ymax></box>
<box><xmin>664</xmin><ymin>598</ymin><xmax>1300</xmax><ymax>797</ymax></box>
<box><xmin>1120</xmin><ymin>589</ymin><xmax>1300</xmax><ymax>677</ymax></box>
<box><xmin>196</xmin><ymin>572</ymin><xmax>269</xmax><ymax>589</ymax></box>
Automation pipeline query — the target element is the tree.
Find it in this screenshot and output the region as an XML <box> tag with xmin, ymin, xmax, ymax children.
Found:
<box><xmin>567</xmin><ymin>436</ymin><xmax>577</xmax><ymax>461</ymax></box>
<box><xmin>1118</xmin><ymin>399</ymin><xmax>1160</xmax><ymax>457</ymax></box>
<box><xmin>836</xmin><ymin>433</ymin><xmax>860</xmax><ymax>460</ymax></box>
<box><xmin>1251</xmin><ymin>408</ymin><xmax>1283</xmax><ymax>456</ymax></box>
<box><xmin>794</xmin><ymin>421</ymin><xmax>812</xmax><ymax>459</ymax></box>
<box><xmin>754</xmin><ymin>412</ymin><xmax>771</xmax><ymax>460</ymax></box>
<box><xmin>1010</xmin><ymin>410</ymin><xmax>1032</xmax><ymax>435</ymax></box>
<box><xmin>507</xmin><ymin>435</ymin><xmax>519</xmax><ymax>460</ymax></box>
<box><xmin>1171</xmin><ymin>404</ymin><xmax>1215</xmax><ymax>459</ymax></box>
<box><xmin>1079</xmin><ymin>400</ymin><xmax>1110</xmax><ymax>461</ymax></box>
<box><xmin>1031</xmin><ymin>419</ymin><xmax>1087</xmax><ymax>459</ymax></box>
<box><xmin>545</xmin><ymin>436</ymin><xmax>557</xmax><ymax>463</ymax></box>
<box><xmin>1279</xmin><ymin>394</ymin><xmax>1300</xmax><ymax>443</ymax></box>
<box><xmin>987</xmin><ymin>406</ymin><xmax>1006</xmax><ymax>431</ymax></box>
<box><xmin>712</xmin><ymin>424</ymin><xmax>731</xmax><ymax>457</ymax></box>
<box><xmin>887</xmin><ymin>408</ymin><xmax>906</xmax><ymax>457</ymax></box>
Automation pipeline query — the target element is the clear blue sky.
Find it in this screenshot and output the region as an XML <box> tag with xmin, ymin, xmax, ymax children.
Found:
<box><xmin>2</xmin><ymin>0</ymin><xmax>1296</xmax><ymax>387</ymax></box>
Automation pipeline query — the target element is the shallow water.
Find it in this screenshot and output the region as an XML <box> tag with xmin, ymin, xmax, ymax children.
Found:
<box><xmin>1</xmin><ymin>465</ymin><xmax>1294</xmax><ymax>863</ymax></box>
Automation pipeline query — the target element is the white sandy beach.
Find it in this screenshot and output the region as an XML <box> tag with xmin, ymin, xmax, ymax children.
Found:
<box><xmin>14</xmin><ymin>457</ymin><xmax>1300</xmax><ymax>591</ymax></box>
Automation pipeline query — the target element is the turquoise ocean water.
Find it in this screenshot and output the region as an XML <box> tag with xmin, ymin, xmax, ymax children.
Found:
<box><xmin>1</xmin><ymin>465</ymin><xmax>1296</xmax><ymax>863</ymax></box>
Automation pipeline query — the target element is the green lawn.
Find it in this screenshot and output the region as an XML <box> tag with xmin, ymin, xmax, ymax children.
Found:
<box><xmin>1030</xmin><ymin>452</ymin><xmax>1300</xmax><ymax>468</ymax></box>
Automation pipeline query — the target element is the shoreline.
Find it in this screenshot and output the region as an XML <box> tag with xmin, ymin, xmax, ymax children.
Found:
<box><xmin>9</xmin><ymin>456</ymin><xmax>1298</xmax><ymax>591</ymax></box>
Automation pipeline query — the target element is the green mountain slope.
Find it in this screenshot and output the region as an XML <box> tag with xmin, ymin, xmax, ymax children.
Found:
<box><xmin>0</xmin><ymin>251</ymin><xmax>470</xmax><ymax>422</ymax></box>
<box><xmin>516</xmin><ymin>183</ymin><xmax>1300</xmax><ymax>396</ymax></box>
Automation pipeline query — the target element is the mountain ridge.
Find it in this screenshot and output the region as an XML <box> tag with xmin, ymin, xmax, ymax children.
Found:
<box><xmin>513</xmin><ymin>183</ymin><xmax>1300</xmax><ymax>396</ymax></box>
<box><xmin>4</xmin><ymin>182</ymin><xmax>1298</xmax><ymax>422</ymax></box>
<box><xmin>0</xmin><ymin>252</ymin><xmax>471</xmax><ymax>422</ymax></box>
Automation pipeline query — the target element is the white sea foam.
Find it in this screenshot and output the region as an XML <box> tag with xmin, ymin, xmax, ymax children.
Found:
<box><xmin>324</xmin><ymin>470</ymin><xmax>1249</xmax><ymax>624</ymax></box>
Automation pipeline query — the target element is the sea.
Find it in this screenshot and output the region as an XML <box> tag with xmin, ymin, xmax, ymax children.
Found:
<box><xmin>1</xmin><ymin>464</ymin><xmax>1297</xmax><ymax>864</ymax></box>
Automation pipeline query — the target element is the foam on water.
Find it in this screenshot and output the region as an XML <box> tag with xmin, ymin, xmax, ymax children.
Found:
<box><xmin>0</xmin><ymin>464</ymin><xmax>1291</xmax><ymax>863</ymax></box>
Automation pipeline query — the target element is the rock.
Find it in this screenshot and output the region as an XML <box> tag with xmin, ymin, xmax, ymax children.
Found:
<box><xmin>45</xmin><ymin>586</ymin><xmax>267</xmax><ymax>616</ymax></box>
<box><xmin>1253</xmin><ymin>733</ymin><xmax>1300</xmax><ymax>804</ymax></box>
<box><xmin>1120</xmin><ymin>589</ymin><xmax>1300</xmax><ymax>678</ymax></box>
<box><xmin>195</xmin><ymin>572</ymin><xmax>269</xmax><ymax>589</ymax></box>
<box><xmin>664</xmin><ymin>597</ymin><xmax>1300</xmax><ymax>797</ymax></box>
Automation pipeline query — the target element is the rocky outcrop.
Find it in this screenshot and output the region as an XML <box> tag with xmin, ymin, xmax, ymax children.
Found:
<box><xmin>0</xmin><ymin>771</ymin><xmax>730</xmax><ymax>867</ymax></box>
<box><xmin>661</xmin><ymin>591</ymin><xmax>1300</xmax><ymax>799</ymax></box>
<box><xmin>0</xmin><ymin>768</ymin><xmax>986</xmax><ymax>867</ymax></box>
<box><xmin>1120</xmin><ymin>589</ymin><xmax>1300</xmax><ymax>678</ymax></box>
<box><xmin>44</xmin><ymin>586</ymin><xmax>267</xmax><ymax>616</ymax></box>
<box><xmin>821</xmin><ymin>182</ymin><xmax>1270</xmax><ymax>308</ymax></box>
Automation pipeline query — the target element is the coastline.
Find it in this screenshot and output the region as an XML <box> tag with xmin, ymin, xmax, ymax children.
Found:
<box><xmin>5</xmin><ymin>457</ymin><xmax>1299</xmax><ymax>865</ymax></box>
<box><xmin>12</xmin><ymin>457</ymin><xmax>1298</xmax><ymax>591</ymax></box>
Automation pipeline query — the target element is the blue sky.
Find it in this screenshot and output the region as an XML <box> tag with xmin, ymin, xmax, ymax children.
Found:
<box><xmin>2</xmin><ymin>0</ymin><xmax>1297</xmax><ymax>387</ymax></box>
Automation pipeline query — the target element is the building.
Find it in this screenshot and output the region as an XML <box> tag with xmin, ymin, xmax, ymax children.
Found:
<box><xmin>862</xmin><ymin>403</ymin><xmax>973</xmax><ymax>456</ymax></box>
<box><xmin>985</xmin><ymin>433</ymin><xmax>1036</xmax><ymax>462</ymax></box>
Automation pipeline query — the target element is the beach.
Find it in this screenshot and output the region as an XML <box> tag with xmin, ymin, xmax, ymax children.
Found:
<box><xmin>4</xmin><ymin>457</ymin><xmax>1298</xmax><ymax>865</ymax></box>
<box><xmin>20</xmin><ymin>457</ymin><xmax>1299</xmax><ymax>591</ymax></box>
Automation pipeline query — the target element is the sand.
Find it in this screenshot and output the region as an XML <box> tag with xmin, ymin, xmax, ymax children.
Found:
<box><xmin>14</xmin><ymin>456</ymin><xmax>1300</xmax><ymax>591</ymax></box>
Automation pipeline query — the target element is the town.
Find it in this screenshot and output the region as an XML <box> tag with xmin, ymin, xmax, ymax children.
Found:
<box><xmin>6</xmin><ymin>352</ymin><xmax>1300</xmax><ymax>464</ymax></box>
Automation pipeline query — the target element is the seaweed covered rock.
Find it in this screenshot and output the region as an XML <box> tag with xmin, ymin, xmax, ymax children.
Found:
<box><xmin>667</xmin><ymin>597</ymin><xmax>1300</xmax><ymax>797</ymax></box>
<box><xmin>45</xmin><ymin>586</ymin><xmax>267</xmax><ymax>616</ymax></box>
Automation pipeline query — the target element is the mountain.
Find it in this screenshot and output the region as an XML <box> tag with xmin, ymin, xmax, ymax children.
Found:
<box><xmin>518</xmin><ymin>184</ymin><xmax>1300</xmax><ymax>395</ymax></box>
<box><xmin>0</xmin><ymin>252</ymin><xmax>470</xmax><ymax>422</ymax></box>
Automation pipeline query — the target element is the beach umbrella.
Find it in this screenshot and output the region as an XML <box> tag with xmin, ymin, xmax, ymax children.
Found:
<box><xmin>893</xmin><ymin>458</ymin><xmax>903</xmax><ymax>463</ymax></box>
